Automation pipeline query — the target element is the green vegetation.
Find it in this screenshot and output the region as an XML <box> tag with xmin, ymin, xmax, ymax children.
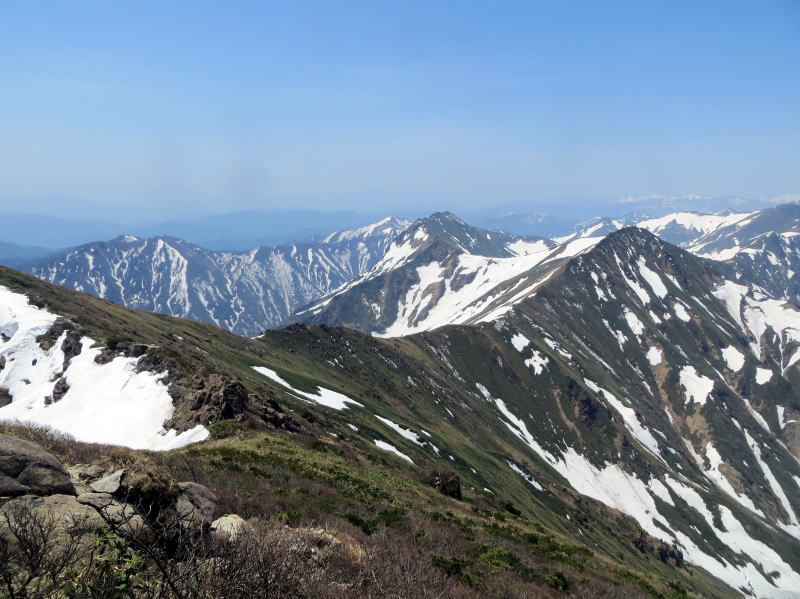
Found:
<box><xmin>0</xmin><ymin>265</ymin><xmax>748</xmax><ymax>597</ymax></box>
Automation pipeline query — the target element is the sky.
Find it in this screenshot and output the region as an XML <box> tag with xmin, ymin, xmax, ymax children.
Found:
<box><xmin>1</xmin><ymin>0</ymin><xmax>798</xmax><ymax>220</ymax></box>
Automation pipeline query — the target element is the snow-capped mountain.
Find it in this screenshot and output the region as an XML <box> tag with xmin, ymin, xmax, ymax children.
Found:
<box><xmin>291</xmin><ymin>212</ymin><xmax>611</xmax><ymax>335</ymax></box>
<box><xmin>542</xmin><ymin>204</ymin><xmax>800</xmax><ymax>308</ymax></box>
<box><xmin>283</xmin><ymin>227</ymin><xmax>800</xmax><ymax>596</ymax></box>
<box><xmin>637</xmin><ymin>204</ymin><xmax>800</xmax><ymax>306</ymax></box>
<box><xmin>483</xmin><ymin>228</ymin><xmax>800</xmax><ymax>596</ymax></box>
<box><xmin>24</xmin><ymin>217</ymin><xmax>410</xmax><ymax>336</ymax></box>
<box><xmin>4</xmin><ymin>225</ymin><xmax>800</xmax><ymax>595</ymax></box>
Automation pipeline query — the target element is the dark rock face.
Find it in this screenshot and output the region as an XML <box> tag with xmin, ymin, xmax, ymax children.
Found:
<box><xmin>95</xmin><ymin>342</ymin><xmax>148</xmax><ymax>365</ymax></box>
<box><xmin>37</xmin><ymin>320</ymin><xmax>83</xmax><ymax>371</ymax></box>
<box><xmin>0</xmin><ymin>387</ymin><xmax>11</xmax><ymax>408</ymax></box>
<box><xmin>0</xmin><ymin>433</ymin><xmax>75</xmax><ymax>497</ymax></box>
<box><xmin>51</xmin><ymin>377</ymin><xmax>70</xmax><ymax>401</ymax></box>
<box><xmin>166</xmin><ymin>374</ymin><xmax>249</xmax><ymax>431</ymax></box>
<box><xmin>632</xmin><ymin>531</ymin><xmax>684</xmax><ymax>567</ymax></box>
<box><xmin>61</xmin><ymin>330</ymin><xmax>83</xmax><ymax>367</ymax></box>
<box><xmin>427</xmin><ymin>469</ymin><xmax>462</xmax><ymax>500</ymax></box>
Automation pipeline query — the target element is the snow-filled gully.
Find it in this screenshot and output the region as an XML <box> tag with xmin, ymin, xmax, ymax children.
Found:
<box><xmin>0</xmin><ymin>285</ymin><xmax>208</xmax><ymax>450</ymax></box>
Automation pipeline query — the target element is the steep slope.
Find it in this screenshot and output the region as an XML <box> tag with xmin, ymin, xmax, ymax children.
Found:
<box><xmin>288</xmin><ymin>227</ymin><xmax>800</xmax><ymax>596</ymax></box>
<box><xmin>292</xmin><ymin>212</ymin><xmax>605</xmax><ymax>335</ymax></box>
<box><xmin>24</xmin><ymin>217</ymin><xmax>410</xmax><ymax>336</ymax></box>
<box><xmin>1</xmin><ymin>264</ymin><xmax>739</xmax><ymax>598</ymax></box>
<box><xmin>486</xmin><ymin>229</ymin><xmax>800</xmax><ymax>596</ymax></box>
<box><xmin>636</xmin><ymin>204</ymin><xmax>800</xmax><ymax>306</ymax></box>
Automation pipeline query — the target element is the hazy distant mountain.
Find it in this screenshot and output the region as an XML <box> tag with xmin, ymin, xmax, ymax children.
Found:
<box><xmin>0</xmin><ymin>213</ymin><xmax>126</xmax><ymax>248</ymax></box>
<box><xmin>133</xmin><ymin>209</ymin><xmax>410</xmax><ymax>250</ymax></box>
<box><xmin>25</xmin><ymin>217</ymin><xmax>411</xmax><ymax>336</ymax></box>
<box><xmin>0</xmin><ymin>209</ymin><xmax>414</xmax><ymax>251</ymax></box>
<box><xmin>0</xmin><ymin>241</ymin><xmax>56</xmax><ymax>267</ymax></box>
<box><xmin>471</xmin><ymin>212</ymin><xmax>577</xmax><ymax>238</ymax></box>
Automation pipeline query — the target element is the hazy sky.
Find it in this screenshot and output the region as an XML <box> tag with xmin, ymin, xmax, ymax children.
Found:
<box><xmin>1</xmin><ymin>0</ymin><xmax>798</xmax><ymax>219</ymax></box>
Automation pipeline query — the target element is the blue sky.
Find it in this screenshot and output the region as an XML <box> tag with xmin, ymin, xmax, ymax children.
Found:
<box><xmin>1</xmin><ymin>0</ymin><xmax>798</xmax><ymax>219</ymax></box>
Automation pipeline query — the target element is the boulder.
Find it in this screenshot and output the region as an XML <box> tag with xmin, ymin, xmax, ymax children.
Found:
<box><xmin>67</xmin><ymin>463</ymin><xmax>108</xmax><ymax>494</ymax></box>
<box><xmin>91</xmin><ymin>469</ymin><xmax>125</xmax><ymax>494</ymax></box>
<box><xmin>1</xmin><ymin>494</ymin><xmax>102</xmax><ymax>537</ymax></box>
<box><xmin>176</xmin><ymin>481</ymin><xmax>217</xmax><ymax>526</ymax></box>
<box><xmin>211</xmin><ymin>514</ymin><xmax>246</xmax><ymax>538</ymax></box>
<box><xmin>76</xmin><ymin>492</ymin><xmax>150</xmax><ymax>539</ymax></box>
<box><xmin>426</xmin><ymin>468</ymin><xmax>462</xmax><ymax>500</ymax></box>
<box><xmin>0</xmin><ymin>433</ymin><xmax>75</xmax><ymax>497</ymax></box>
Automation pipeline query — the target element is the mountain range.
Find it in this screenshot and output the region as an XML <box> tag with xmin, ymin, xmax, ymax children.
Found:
<box><xmin>24</xmin><ymin>204</ymin><xmax>799</xmax><ymax>339</ymax></box>
<box><xmin>293</xmin><ymin>204</ymin><xmax>800</xmax><ymax>336</ymax></box>
<box><xmin>3</xmin><ymin>210</ymin><xmax>800</xmax><ymax>595</ymax></box>
<box><xmin>24</xmin><ymin>217</ymin><xmax>409</xmax><ymax>336</ymax></box>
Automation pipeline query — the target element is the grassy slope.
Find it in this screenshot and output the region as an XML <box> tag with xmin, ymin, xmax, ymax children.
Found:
<box><xmin>0</xmin><ymin>265</ymin><xmax>734</xmax><ymax>597</ymax></box>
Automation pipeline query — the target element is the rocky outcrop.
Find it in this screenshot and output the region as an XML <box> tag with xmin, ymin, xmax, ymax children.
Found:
<box><xmin>135</xmin><ymin>350</ymin><xmax>302</xmax><ymax>434</ymax></box>
<box><xmin>37</xmin><ymin>320</ymin><xmax>83</xmax><ymax>371</ymax></box>
<box><xmin>1</xmin><ymin>434</ymin><xmax>241</xmax><ymax>551</ymax></box>
<box><xmin>176</xmin><ymin>482</ymin><xmax>217</xmax><ymax>526</ymax></box>
<box><xmin>94</xmin><ymin>341</ymin><xmax>149</xmax><ymax>365</ymax></box>
<box><xmin>0</xmin><ymin>433</ymin><xmax>75</xmax><ymax>497</ymax></box>
<box><xmin>426</xmin><ymin>468</ymin><xmax>462</xmax><ymax>500</ymax></box>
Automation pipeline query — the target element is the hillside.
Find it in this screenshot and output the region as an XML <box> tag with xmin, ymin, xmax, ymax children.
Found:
<box><xmin>0</xmin><ymin>263</ymin><xmax>743</xmax><ymax>598</ymax></box>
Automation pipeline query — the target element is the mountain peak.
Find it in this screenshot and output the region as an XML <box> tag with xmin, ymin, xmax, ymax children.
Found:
<box><xmin>320</xmin><ymin>216</ymin><xmax>411</xmax><ymax>244</ymax></box>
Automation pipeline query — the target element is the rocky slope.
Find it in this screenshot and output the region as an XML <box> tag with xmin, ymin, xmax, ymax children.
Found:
<box><xmin>24</xmin><ymin>217</ymin><xmax>410</xmax><ymax>337</ymax></box>
<box><xmin>5</xmin><ymin>223</ymin><xmax>800</xmax><ymax>595</ymax></box>
<box><xmin>292</xmin><ymin>212</ymin><xmax>601</xmax><ymax>335</ymax></box>
<box><xmin>0</xmin><ymin>264</ymin><xmax>739</xmax><ymax>598</ymax></box>
<box><xmin>289</xmin><ymin>224</ymin><xmax>800</xmax><ymax>596</ymax></box>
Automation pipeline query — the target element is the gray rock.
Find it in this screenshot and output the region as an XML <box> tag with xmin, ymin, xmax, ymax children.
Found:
<box><xmin>76</xmin><ymin>491</ymin><xmax>115</xmax><ymax>510</ymax></box>
<box><xmin>76</xmin><ymin>492</ymin><xmax>150</xmax><ymax>540</ymax></box>
<box><xmin>211</xmin><ymin>514</ymin><xmax>245</xmax><ymax>538</ymax></box>
<box><xmin>90</xmin><ymin>469</ymin><xmax>125</xmax><ymax>494</ymax></box>
<box><xmin>176</xmin><ymin>481</ymin><xmax>217</xmax><ymax>526</ymax></box>
<box><xmin>67</xmin><ymin>464</ymin><xmax>107</xmax><ymax>494</ymax></box>
<box><xmin>0</xmin><ymin>433</ymin><xmax>75</xmax><ymax>497</ymax></box>
<box><xmin>1</xmin><ymin>494</ymin><xmax>102</xmax><ymax>532</ymax></box>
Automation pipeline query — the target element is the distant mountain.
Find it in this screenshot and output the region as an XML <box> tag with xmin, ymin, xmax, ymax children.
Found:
<box><xmin>636</xmin><ymin>204</ymin><xmax>800</xmax><ymax>306</ymax></box>
<box><xmin>0</xmin><ymin>241</ymin><xmax>56</xmax><ymax>268</ymax></box>
<box><xmin>292</xmin><ymin>212</ymin><xmax>603</xmax><ymax>335</ymax></box>
<box><xmin>5</xmin><ymin>220</ymin><xmax>800</xmax><ymax>595</ymax></box>
<box><xmin>24</xmin><ymin>217</ymin><xmax>410</xmax><ymax>336</ymax></box>
<box><xmin>0</xmin><ymin>213</ymin><xmax>127</xmax><ymax>248</ymax></box>
<box><xmin>471</xmin><ymin>212</ymin><xmax>577</xmax><ymax>238</ymax></box>
<box><xmin>133</xmin><ymin>209</ymin><xmax>407</xmax><ymax>250</ymax></box>
<box><xmin>542</xmin><ymin>204</ymin><xmax>800</xmax><ymax>309</ymax></box>
<box><xmin>0</xmin><ymin>209</ymin><xmax>413</xmax><ymax>251</ymax></box>
<box><xmin>610</xmin><ymin>195</ymin><xmax>773</xmax><ymax>217</ymax></box>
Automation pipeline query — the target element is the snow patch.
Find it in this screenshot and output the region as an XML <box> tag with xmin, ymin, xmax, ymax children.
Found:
<box><xmin>679</xmin><ymin>366</ymin><xmax>714</xmax><ymax>405</ymax></box>
<box><xmin>374</xmin><ymin>439</ymin><xmax>413</xmax><ymax>463</ymax></box>
<box><xmin>252</xmin><ymin>366</ymin><xmax>362</xmax><ymax>410</ymax></box>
